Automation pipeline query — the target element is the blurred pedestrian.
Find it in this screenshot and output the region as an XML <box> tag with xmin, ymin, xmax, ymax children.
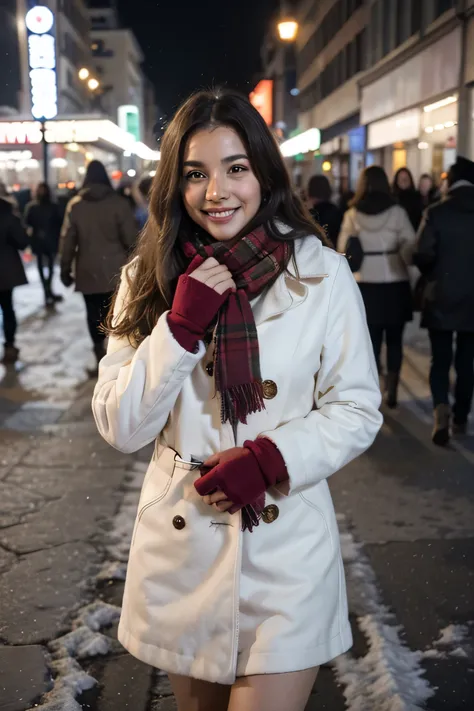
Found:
<box><xmin>134</xmin><ymin>174</ymin><xmax>153</xmax><ymax>230</ymax></box>
<box><xmin>307</xmin><ymin>175</ymin><xmax>342</xmax><ymax>248</ymax></box>
<box><xmin>24</xmin><ymin>183</ymin><xmax>63</xmax><ymax>306</ymax></box>
<box><xmin>338</xmin><ymin>165</ymin><xmax>416</xmax><ymax>408</ymax></box>
<box><xmin>418</xmin><ymin>173</ymin><xmax>437</xmax><ymax>209</ymax></box>
<box><xmin>339</xmin><ymin>189</ymin><xmax>355</xmax><ymax>214</ymax></box>
<box><xmin>117</xmin><ymin>178</ymin><xmax>137</xmax><ymax>213</ymax></box>
<box><xmin>0</xmin><ymin>192</ymin><xmax>28</xmax><ymax>364</ymax></box>
<box><xmin>92</xmin><ymin>89</ymin><xmax>382</xmax><ymax>710</ymax></box>
<box><xmin>60</xmin><ymin>160</ymin><xmax>137</xmax><ymax>376</ymax></box>
<box><xmin>393</xmin><ymin>167</ymin><xmax>423</xmax><ymax>231</ymax></box>
<box><xmin>413</xmin><ymin>156</ymin><xmax>474</xmax><ymax>445</ymax></box>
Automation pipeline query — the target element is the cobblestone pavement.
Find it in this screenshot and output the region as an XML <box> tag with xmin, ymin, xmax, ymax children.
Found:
<box><xmin>0</xmin><ymin>286</ymin><xmax>473</xmax><ymax>711</ymax></box>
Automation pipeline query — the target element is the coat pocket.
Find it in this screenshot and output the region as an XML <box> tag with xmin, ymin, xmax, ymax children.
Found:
<box><xmin>131</xmin><ymin>446</ymin><xmax>178</xmax><ymax>548</ymax></box>
<box><xmin>297</xmin><ymin>480</ymin><xmax>337</xmax><ymax>554</ymax></box>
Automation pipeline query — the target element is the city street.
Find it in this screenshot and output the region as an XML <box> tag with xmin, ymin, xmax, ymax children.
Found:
<box><xmin>0</xmin><ymin>277</ymin><xmax>473</xmax><ymax>711</ymax></box>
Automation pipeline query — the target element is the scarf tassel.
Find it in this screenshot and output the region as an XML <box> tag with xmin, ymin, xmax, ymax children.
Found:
<box><xmin>221</xmin><ymin>381</ymin><xmax>265</xmax><ymax>426</ymax></box>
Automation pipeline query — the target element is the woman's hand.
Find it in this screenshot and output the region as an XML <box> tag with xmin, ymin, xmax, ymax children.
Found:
<box><xmin>198</xmin><ymin>447</ymin><xmax>247</xmax><ymax>514</ymax></box>
<box><xmin>202</xmin><ymin>489</ymin><xmax>240</xmax><ymax>514</ymax></box>
<box><xmin>189</xmin><ymin>257</ymin><xmax>236</xmax><ymax>295</ymax></box>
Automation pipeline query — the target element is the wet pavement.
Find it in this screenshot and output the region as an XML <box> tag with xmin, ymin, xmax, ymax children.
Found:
<box><xmin>0</xmin><ymin>280</ymin><xmax>473</xmax><ymax>710</ymax></box>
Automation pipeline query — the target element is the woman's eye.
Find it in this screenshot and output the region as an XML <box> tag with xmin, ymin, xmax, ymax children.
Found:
<box><xmin>229</xmin><ymin>165</ymin><xmax>247</xmax><ymax>174</ymax></box>
<box><xmin>186</xmin><ymin>171</ymin><xmax>206</xmax><ymax>180</ymax></box>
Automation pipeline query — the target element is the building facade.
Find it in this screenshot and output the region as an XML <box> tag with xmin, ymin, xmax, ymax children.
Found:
<box><xmin>0</xmin><ymin>0</ymin><xmax>160</xmax><ymax>189</ymax></box>
<box><xmin>89</xmin><ymin>2</ymin><xmax>145</xmax><ymax>142</ymax></box>
<box><xmin>290</xmin><ymin>0</ymin><xmax>474</xmax><ymax>192</ymax></box>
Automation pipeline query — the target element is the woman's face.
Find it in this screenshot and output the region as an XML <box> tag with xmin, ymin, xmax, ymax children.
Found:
<box><xmin>419</xmin><ymin>176</ymin><xmax>432</xmax><ymax>196</ymax></box>
<box><xmin>396</xmin><ymin>170</ymin><xmax>412</xmax><ymax>190</ymax></box>
<box><xmin>182</xmin><ymin>126</ymin><xmax>262</xmax><ymax>242</ymax></box>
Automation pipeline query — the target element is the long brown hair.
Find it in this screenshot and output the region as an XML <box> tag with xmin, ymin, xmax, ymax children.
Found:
<box><xmin>350</xmin><ymin>165</ymin><xmax>392</xmax><ymax>208</ymax></box>
<box><xmin>107</xmin><ymin>88</ymin><xmax>327</xmax><ymax>345</ymax></box>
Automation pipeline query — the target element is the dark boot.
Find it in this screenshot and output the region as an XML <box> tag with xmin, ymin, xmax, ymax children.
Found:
<box><xmin>452</xmin><ymin>421</ymin><xmax>468</xmax><ymax>436</ymax></box>
<box><xmin>87</xmin><ymin>342</ymin><xmax>106</xmax><ymax>379</ymax></box>
<box><xmin>432</xmin><ymin>404</ymin><xmax>451</xmax><ymax>446</ymax></box>
<box><xmin>385</xmin><ymin>372</ymin><xmax>399</xmax><ymax>409</ymax></box>
<box><xmin>1</xmin><ymin>344</ymin><xmax>19</xmax><ymax>365</ymax></box>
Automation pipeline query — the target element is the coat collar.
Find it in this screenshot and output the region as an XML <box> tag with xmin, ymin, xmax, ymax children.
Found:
<box><xmin>253</xmin><ymin>236</ymin><xmax>328</xmax><ymax>326</ymax></box>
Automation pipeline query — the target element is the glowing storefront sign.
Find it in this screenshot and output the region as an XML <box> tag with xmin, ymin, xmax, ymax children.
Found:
<box><xmin>26</xmin><ymin>6</ymin><xmax>58</xmax><ymax>120</ymax></box>
<box><xmin>280</xmin><ymin>128</ymin><xmax>321</xmax><ymax>157</ymax></box>
<box><xmin>118</xmin><ymin>105</ymin><xmax>141</xmax><ymax>142</ymax></box>
<box><xmin>0</xmin><ymin>120</ymin><xmax>160</xmax><ymax>161</ymax></box>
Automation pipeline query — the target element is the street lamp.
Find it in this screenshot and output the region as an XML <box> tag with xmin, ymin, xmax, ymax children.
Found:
<box><xmin>78</xmin><ymin>67</ymin><xmax>90</xmax><ymax>80</ymax></box>
<box><xmin>277</xmin><ymin>19</ymin><xmax>298</xmax><ymax>41</ymax></box>
<box><xmin>88</xmin><ymin>78</ymin><xmax>100</xmax><ymax>91</ymax></box>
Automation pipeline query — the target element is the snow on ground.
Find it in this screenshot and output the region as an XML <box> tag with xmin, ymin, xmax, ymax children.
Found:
<box><xmin>332</xmin><ymin>518</ymin><xmax>435</xmax><ymax>711</ymax></box>
<box><xmin>421</xmin><ymin>623</ymin><xmax>473</xmax><ymax>661</ymax></box>
<box><xmin>37</xmin><ymin>460</ymin><xmax>145</xmax><ymax>707</ymax></box>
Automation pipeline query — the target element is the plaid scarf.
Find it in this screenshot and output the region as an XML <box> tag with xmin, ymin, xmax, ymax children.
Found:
<box><xmin>183</xmin><ymin>226</ymin><xmax>290</xmax><ymax>426</ymax></box>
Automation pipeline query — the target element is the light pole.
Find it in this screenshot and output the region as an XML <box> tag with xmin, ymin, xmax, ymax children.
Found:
<box><xmin>40</xmin><ymin>121</ymin><xmax>48</xmax><ymax>184</ymax></box>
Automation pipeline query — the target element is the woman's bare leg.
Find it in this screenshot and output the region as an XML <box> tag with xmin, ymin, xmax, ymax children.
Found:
<box><xmin>168</xmin><ymin>673</ymin><xmax>231</xmax><ymax>711</ymax></box>
<box><xmin>227</xmin><ymin>667</ymin><xmax>319</xmax><ymax>711</ymax></box>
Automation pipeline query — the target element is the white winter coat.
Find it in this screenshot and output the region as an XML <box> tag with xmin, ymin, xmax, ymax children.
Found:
<box><xmin>92</xmin><ymin>236</ymin><xmax>383</xmax><ymax>684</ymax></box>
<box><xmin>338</xmin><ymin>205</ymin><xmax>416</xmax><ymax>283</ymax></box>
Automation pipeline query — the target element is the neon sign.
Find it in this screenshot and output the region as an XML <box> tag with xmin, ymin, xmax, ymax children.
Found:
<box><xmin>26</xmin><ymin>6</ymin><xmax>58</xmax><ymax>121</ymax></box>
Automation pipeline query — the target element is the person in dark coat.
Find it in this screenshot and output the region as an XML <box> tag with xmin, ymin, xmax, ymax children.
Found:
<box><xmin>24</xmin><ymin>183</ymin><xmax>63</xmax><ymax>306</ymax></box>
<box><xmin>0</xmin><ymin>195</ymin><xmax>28</xmax><ymax>364</ymax></box>
<box><xmin>393</xmin><ymin>167</ymin><xmax>424</xmax><ymax>231</ymax></box>
<box><xmin>414</xmin><ymin>156</ymin><xmax>474</xmax><ymax>445</ymax></box>
<box><xmin>418</xmin><ymin>173</ymin><xmax>438</xmax><ymax>209</ymax></box>
<box><xmin>307</xmin><ymin>175</ymin><xmax>342</xmax><ymax>249</ymax></box>
<box><xmin>60</xmin><ymin>160</ymin><xmax>138</xmax><ymax>375</ymax></box>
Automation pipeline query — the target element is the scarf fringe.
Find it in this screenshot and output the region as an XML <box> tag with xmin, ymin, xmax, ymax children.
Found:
<box><xmin>241</xmin><ymin>504</ymin><xmax>262</xmax><ymax>532</ymax></box>
<box><xmin>221</xmin><ymin>381</ymin><xmax>265</xmax><ymax>425</ymax></box>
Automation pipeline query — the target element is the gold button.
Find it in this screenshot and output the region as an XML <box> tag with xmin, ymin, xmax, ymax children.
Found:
<box><xmin>262</xmin><ymin>504</ymin><xmax>279</xmax><ymax>524</ymax></box>
<box><xmin>172</xmin><ymin>515</ymin><xmax>186</xmax><ymax>530</ymax></box>
<box><xmin>262</xmin><ymin>380</ymin><xmax>278</xmax><ymax>400</ymax></box>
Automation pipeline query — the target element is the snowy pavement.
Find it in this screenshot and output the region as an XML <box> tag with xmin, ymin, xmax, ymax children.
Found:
<box><xmin>0</xmin><ymin>285</ymin><xmax>473</xmax><ymax>711</ymax></box>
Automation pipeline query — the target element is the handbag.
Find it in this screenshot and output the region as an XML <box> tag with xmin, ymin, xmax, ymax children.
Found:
<box><xmin>345</xmin><ymin>235</ymin><xmax>364</xmax><ymax>273</ymax></box>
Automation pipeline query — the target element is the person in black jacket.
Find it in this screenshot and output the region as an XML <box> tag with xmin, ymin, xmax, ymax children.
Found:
<box><xmin>25</xmin><ymin>183</ymin><xmax>63</xmax><ymax>306</ymax></box>
<box><xmin>414</xmin><ymin>156</ymin><xmax>474</xmax><ymax>445</ymax></box>
<box><xmin>393</xmin><ymin>167</ymin><xmax>424</xmax><ymax>231</ymax></box>
<box><xmin>307</xmin><ymin>175</ymin><xmax>342</xmax><ymax>249</ymax></box>
<box><xmin>0</xmin><ymin>194</ymin><xmax>28</xmax><ymax>364</ymax></box>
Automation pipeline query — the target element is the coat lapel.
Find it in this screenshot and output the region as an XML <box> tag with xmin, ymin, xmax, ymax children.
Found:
<box><xmin>253</xmin><ymin>237</ymin><xmax>329</xmax><ymax>326</ymax></box>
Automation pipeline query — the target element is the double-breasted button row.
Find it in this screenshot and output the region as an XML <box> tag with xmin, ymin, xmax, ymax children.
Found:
<box><xmin>172</xmin><ymin>505</ymin><xmax>280</xmax><ymax>529</ymax></box>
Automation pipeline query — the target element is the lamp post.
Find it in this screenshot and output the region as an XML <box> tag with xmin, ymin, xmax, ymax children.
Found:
<box><xmin>274</xmin><ymin>4</ymin><xmax>299</xmax><ymax>139</ymax></box>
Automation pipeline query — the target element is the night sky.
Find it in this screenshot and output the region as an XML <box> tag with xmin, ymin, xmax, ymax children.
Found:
<box><xmin>116</xmin><ymin>0</ymin><xmax>277</xmax><ymax>118</ymax></box>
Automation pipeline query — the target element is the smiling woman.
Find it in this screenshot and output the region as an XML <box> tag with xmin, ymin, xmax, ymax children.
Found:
<box><xmin>182</xmin><ymin>128</ymin><xmax>261</xmax><ymax>241</ymax></box>
<box><xmin>92</xmin><ymin>88</ymin><xmax>383</xmax><ymax>711</ymax></box>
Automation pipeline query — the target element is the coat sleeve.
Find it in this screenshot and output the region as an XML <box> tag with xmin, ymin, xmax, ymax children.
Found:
<box><xmin>92</xmin><ymin>265</ymin><xmax>206</xmax><ymax>453</ymax></box>
<box><xmin>7</xmin><ymin>214</ymin><xmax>29</xmax><ymax>250</ymax></box>
<box><xmin>336</xmin><ymin>208</ymin><xmax>355</xmax><ymax>253</ymax></box>
<box><xmin>60</xmin><ymin>200</ymin><xmax>78</xmax><ymax>275</ymax></box>
<box><xmin>261</xmin><ymin>257</ymin><xmax>383</xmax><ymax>494</ymax></box>
<box><xmin>397</xmin><ymin>206</ymin><xmax>417</xmax><ymax>267</ymax></box>
<box><xmin>412</xmin><ymin>210</ymin><xmax>437</xmax><ymax>274</ymax></box>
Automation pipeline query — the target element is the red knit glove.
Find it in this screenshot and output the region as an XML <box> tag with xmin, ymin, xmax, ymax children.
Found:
<box><xmin>194</xmin><ymin>438</ymin><xmax>288</xmax><ymax>508</ymax></box>
<box><xmin>167</xmin><ymin>257</ymin><xmax>229</xmax><ymax>352</ymax></box>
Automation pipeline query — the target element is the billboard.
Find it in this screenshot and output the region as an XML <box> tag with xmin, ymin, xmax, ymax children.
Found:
<box><xmin>249</xmin><ymin>80</ymin><xmax>273</xmax><ymax>126</ymax></box>
<box><xmin>25</xmin><ymin>5</ymin><xmax>58</xmax><ymax>120</ymax></box>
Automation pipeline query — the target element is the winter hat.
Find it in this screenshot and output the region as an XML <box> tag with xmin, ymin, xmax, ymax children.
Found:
<box><xmin>448</xmin><ymin>156</ymin><xmax>474</xmax><ymax>186</ymax></box>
